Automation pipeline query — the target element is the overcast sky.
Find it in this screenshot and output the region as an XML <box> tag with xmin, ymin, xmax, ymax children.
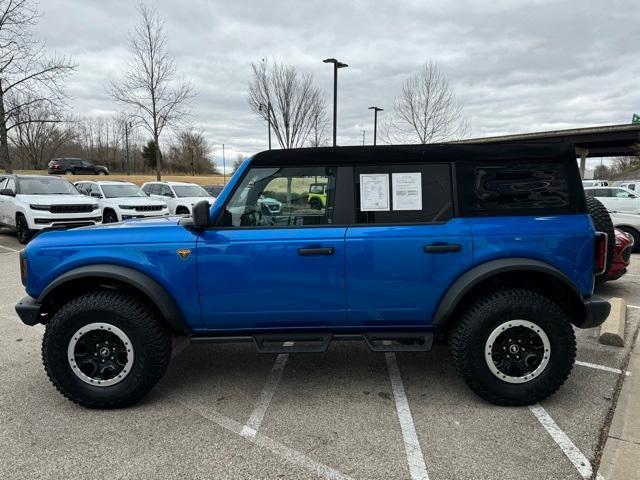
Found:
<box><xmin>37</xmin><ymin>0</ymin><xmax>640</xmax><ymax>169</ymax></box>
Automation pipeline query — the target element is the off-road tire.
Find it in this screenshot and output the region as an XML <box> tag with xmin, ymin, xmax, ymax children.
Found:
<box><xmin>449</xmin><ymin>289</ymin><xmax>576</xmax><ymax>406</ymax></box>
<box><xmin>42</xmin><ymin>290</ymin><xmax>172</xmax><ymax>409</ymax></box>
<box><xmin>103</xmin><ymin>209</ymin><xmax>119</xmax><ymax>223</ymax></box>
<box><xmin>586</xmin><ymin>196</ymin><xmax>615</xmax><ymax>286</ymax></box>
<box><xmin>16</xmin><ymin>214</ymin><xmax>33</xmax><ymax>244</ymax></box>
<box><xmin>309</xmin><ymin>198</ymin><xmax>322</xmax><ymax>210</ymax></box>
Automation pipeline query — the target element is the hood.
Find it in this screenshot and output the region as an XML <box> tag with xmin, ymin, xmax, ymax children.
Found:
<box><xmin>28</xmin><ymin>216</ymin><xmax>191</xmax><ymax>248</ymax></box>
<box><xmin>102</xmin><ymin>197</ymin><xmax>167</xmax><ymax>207</ymax></box>
<box><xmin>16</xmin><ymin>194</ymin><xmax>99</xmax><ymax>205</ymax></box>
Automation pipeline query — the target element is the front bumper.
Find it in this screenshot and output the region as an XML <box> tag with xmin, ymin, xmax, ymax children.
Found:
<box><xmin>579</xmin><ymin>296</ymin><xmax>611</xmax><ymax>329</ymax></box>
<box><xmin>15</xmin><ymin>296</ymin><xmax>41</xmax><ymax>326</ymax></box>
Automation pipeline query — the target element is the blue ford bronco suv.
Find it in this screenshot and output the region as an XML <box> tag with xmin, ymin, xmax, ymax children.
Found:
<box><xmin>15</xmin><ymin>143</ymin><xmax>610</xmax><ymax>409</ymax></box>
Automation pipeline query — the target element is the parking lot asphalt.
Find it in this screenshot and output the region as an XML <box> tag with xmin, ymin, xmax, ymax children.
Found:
<box><xmin>0</xmin><ymin>230</ymin><xmax>638</xmax><ymax>480</ymax></box>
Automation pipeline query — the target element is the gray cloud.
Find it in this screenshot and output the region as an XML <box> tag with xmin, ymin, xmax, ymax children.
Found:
<box><xmin>35</xmin><ymin>0</ymin><xmax>640</xmax><ymax>168</ymax></box>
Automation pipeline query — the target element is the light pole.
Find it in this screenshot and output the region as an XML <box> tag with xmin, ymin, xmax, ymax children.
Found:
<box><xmin>259</xmin><ymin>102</ymin><xmax>272</xmax><ymax>150</ymax></box>
<box><xmin>323</xmin><ymin>58</ymin><xmax>348</xmax><ymax>146</ymax></box>
<box><xmin>368</xmin><ymin>106</ymin><xmax>383</xmax><ymax>146</ymax></box>
<box><xmin>124</xmin><ymin>120</ymin><xmax>133</xmax><ymax>175</ymax></box>
<box><xmin>222</xmin><ymin>144</ymin><xmax>226</xmax><ymax>185</ymax></box>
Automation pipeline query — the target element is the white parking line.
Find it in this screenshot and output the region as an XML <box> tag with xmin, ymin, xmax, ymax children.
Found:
<box><xmin>627</xmin><ymin>304</ymin><xmax>640</xmax><ymax>309</ymax></box>
<box><xmin>0</xmin><ymin>245</ymin><xmax>19</xmax><ymax>253</ymax></box>
<box><xmin>529</xmin><ymin>404</ymin><xmax>604</xmax><ymax>480</ymax></box>
<box><xmin>241</xmin><ymin>352</ymin><xmax>290</xmax><ymax>439</ymax></box>
<box><xmin>575</xmin><ymin>360</ymin><xmax>629</xmax><ymax>376</ymax></box>
<box><xmin>385</xmin><ymin>352</ymin><xmax>429</xmax><ymax>480</ymax></box>
<box><xmin>179</xmin><ymin>398</ymin><xmax>352</xmax><ymax>480</ymax></box>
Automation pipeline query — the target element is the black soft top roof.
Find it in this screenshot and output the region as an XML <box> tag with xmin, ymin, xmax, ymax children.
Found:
<box><xmin>250</xmin><ymin>142</ymin><xmax>576</xmax><ymax>166</ymax></box>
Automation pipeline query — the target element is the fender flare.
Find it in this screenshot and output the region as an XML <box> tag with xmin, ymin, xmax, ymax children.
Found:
<box><xmin>38</xmin><ymin>264</ymin><xmax>187</xmax><ymax>331</ymax></box>
<box><xmin>431</xmin><ymin>258</ymin><xmax>586</xmax><ymax>329</ymax></box>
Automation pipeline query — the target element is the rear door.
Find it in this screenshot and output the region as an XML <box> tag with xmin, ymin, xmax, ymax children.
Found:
<box><xmin>345</xmin><ymin>163</ymin><xmax>472</xmax><ymax>329</ymax></box>
<box><xmin>197</xmin><ymin>164</ymin><xmax>348</xmax><ymax>330</ymax></box>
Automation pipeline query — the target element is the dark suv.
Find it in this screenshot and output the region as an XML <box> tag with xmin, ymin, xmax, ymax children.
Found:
<box><xmin>48</xmin><ymin>158</ymin><xmax>109</xmax><ymax>176</ymax></box>
<box><xmin>16</xmin><ymin>143</ymin><xmax>610</xmax><ymax>409</ymax></box>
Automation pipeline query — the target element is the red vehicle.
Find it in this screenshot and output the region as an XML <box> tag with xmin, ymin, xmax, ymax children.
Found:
<box><xmin>608</xmin><ymin>228</ymin><xmax>634</xmax><ymax>281</ymax></box>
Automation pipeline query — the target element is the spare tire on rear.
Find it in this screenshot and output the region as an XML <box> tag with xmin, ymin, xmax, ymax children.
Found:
<box><xmin>586</xmin><ymin>196</ymin><xmax>615</xmax><ymax>286</ymax></box>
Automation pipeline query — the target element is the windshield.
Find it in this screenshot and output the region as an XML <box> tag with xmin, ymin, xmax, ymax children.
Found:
<box><xmin>173</xmin><ymin>185</ymin><xmax>210</xmax><ymax>198</ymax></box>
<box><xmin>19</xmin><ymin>177</ymin><xmax>79</xmax><ymax>195</ymax></box>
<box><xmin>101</xmin><ymin>184</ymin><xmax>147</xmax><ymax>198</ymax></box>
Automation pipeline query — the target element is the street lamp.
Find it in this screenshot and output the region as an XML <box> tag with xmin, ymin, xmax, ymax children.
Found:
<box><xmin>323</xmin><ymin>58</ymin><xmax>348</xmax><ymax>146</ymax></box>
<box><xmin>368</xmin><ymin>106</ymin><xmax>383</xmax><ymax>146</ymax></box>
<box><xmin>259</xmin><ymin>102</ymin><xmax>272</xmax><ymax>150</ymax></box>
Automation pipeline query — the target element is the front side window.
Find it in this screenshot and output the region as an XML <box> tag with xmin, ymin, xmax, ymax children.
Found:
<box><xmin>354</xmin><ymin>164</ymin><xmax>452</xmax><ymax>224</ymax></box>
<box><xmin>219</xmin><ymin>166</ymin><xmax>337</xmax><ymax>227</ymax></box>
<box><xmin>17</xmin><ymin>177</ymin><xmax>77</xmax><ymax>195</ymax></box>
<box><xmin>158</xmin><ymin>185</ymin><xmax>173</xmax><ymax>197</ymax></box>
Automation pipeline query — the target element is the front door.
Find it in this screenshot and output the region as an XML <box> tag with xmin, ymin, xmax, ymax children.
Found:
<box><xmin>345</xmin><ymin>163</ymin><xmax>473</xmax><ymax>329</ymax></box>
<box><xmin>197</xmin><ymin>165</ymin><xmax>347</xmax><ymax>331</ymax></box>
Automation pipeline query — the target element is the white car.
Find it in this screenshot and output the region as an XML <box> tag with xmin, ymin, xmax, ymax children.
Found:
<box><xmin>140</xmin><ymin>181</ymin><xmax>213</xmax><ymax>215</ymax></box>
<box><xmin>582</xmin><ymin>180</ymin><xmax>608</xmax><ymax>188</ymax></box>
<box><xmin>0</xmin><ymin>174</ymin><xmax>102</xmax><ymax>244</ymax></box>
<box><xmin>584</xmin><ymin>187</ymin><xmax>640</xmax><ymax>214</ymax></box>
<box><xmin>609</xmin><ymin>211</ymin><xmax>640</xmax><ymax>251</ymax></box>
<box><xmin>74</xmin><ymin>181</ymin><xmax>170</xmax><ymax>223</ymax></box>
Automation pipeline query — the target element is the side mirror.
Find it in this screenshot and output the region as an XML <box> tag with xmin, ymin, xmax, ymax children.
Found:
<box><xmin>90</xmin><ymin>192</ymin><xmax>103</xmax><ymax>198</ymax></box>
<box><xmin>0</xmin><ymin>188</ymin><xmax>15</xmax><ymax>197</ymax></box>
<box><xmin>192</xmin><ymin>200</ymin><xmax>211</xmax><ymax>228</ymax></box>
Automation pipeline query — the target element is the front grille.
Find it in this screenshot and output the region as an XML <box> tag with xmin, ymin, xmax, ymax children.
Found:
<box><xmin>134</xmin><ymin>205</ymin><xmax>164</xmax><ymax>212</ymax></box>
<box><xmin>49</xmin><ymin>204</ymin><xmax>95</xmax><ymax>214</ymax></box>
<box><xmin>622</xmin><ymin>246</ymin><xmax>632</xmax><ymax>263</ymax></box>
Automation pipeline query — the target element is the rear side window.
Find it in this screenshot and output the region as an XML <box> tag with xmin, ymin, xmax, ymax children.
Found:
<box><xmin>354</xmin><ymin>164</ymin><xmax>453</xmax><ymax>224</ymax></box>
<box><xmin>458</xmin><ymin>161</ymin><xmax>580</xmax><ymax>216</ymax></box>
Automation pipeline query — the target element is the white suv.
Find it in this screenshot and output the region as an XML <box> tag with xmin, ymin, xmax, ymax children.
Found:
<box><xmin>584</xmin><ymin>187</ymin><xmax>640</xmax><ymax>214</ymax></box>
<box><xmin>140</xmin><ymin>181</ymin><xmax>213</xmax><ymax>215</ymax></box>
<box><xmin>0</xmin><ymin>175</ymin><xmax>101</xmax><ymax>244</ymax></box>
<box><xmin>74</xmin><ymin>181</ymin><xmax>170</xmax><ymax>223</ymax></box>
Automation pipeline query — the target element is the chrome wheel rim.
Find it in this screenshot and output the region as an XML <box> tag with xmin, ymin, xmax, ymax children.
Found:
<box><xmin>67</xmin><ymin>322</ymin><xmax>134</xmax><ymax>387</ymax></box>
<box><xmin>485</xmin><ymin>320</ymin><xmax>550</xmax><ymax>384</ymax></box>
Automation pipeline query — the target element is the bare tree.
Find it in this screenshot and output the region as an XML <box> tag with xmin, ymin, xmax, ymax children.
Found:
<box><xmin>383</xmin><ymin>61</ymin><xmax>468</xmax><ymax>144</ymax></box>
<box><xmin>166</xmin><ymin>128</ymin><xmax>217</xmax><ymax>174</ymax></box>
<box><xmin>307</xmin><ymin>108</ymin><xmax>329</xmax><ymax>147</ymax></box>
<box><xmin>0</xmin><ymin>0</ymin><xmax>76</xmax><ymax>172</ymax></box>
<box><xmin>110</xmin><ymin>3</ymin><xmax>192</xmax><ymax>180</ymax></box>
<box><xmin>248</xmin><ymin>60</ymin><xmax>326</xmax><ymax>149</ymax></box>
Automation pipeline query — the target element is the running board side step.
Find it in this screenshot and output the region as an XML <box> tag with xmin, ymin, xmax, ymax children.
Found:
<box><xmin>190</xmin><ymin>332</ymin><xmax>433</xmax><ymax>353</ymax></box>
<box><xmin>363</xmin><ymin>332</ymin><xmax>433</xmax><ymax>352</ymax></box>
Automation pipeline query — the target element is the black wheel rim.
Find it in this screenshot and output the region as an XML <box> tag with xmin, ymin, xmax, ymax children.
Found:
<box><xmin>68</xmin><ymin>323</ymin><xmax>134</xmax><ymax>386</ymax></box>
<box><xmin>16</xmin><ymin>218</ymin><xmax>28</xmax><ymax>243</ymax></box>
<box><xmin>485</xmin><ymin>320</ymin><xmax>551</xmax><ymax>384</ymax></box>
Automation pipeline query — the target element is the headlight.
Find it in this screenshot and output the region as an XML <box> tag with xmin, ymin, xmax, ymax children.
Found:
<box><xmin>30</xmin><ymin>204</ymin><xmax>50</xmax><ymax>211</ymax></box>
<box><xmin>91</xmin><ymin>204</ymin><xmax>99</xmax><ymax>210</ymax></box>
<box><xmin>118</xmin><ymin>205</ymin><xmax>135</xmax><ymax>210</ymax></box>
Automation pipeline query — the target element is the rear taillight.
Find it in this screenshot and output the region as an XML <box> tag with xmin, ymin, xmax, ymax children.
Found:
<box><xmin>594</xmin><ymin>232</ymin><xmax>608</xmax><ymax>275</ymax></box>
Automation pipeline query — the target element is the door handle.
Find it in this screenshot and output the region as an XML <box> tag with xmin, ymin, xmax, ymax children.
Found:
<box><xmin>423</xmin><ymin>244</ymin><xmax>461</xmax><ymax>253</ymax></box>
<box><xmin>297</xmin><ymin>247</ymin><xmax>335</xmax><ymax>256</ymax></box>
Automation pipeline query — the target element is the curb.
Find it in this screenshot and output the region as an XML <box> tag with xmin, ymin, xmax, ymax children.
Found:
<box><xmin>597</xmin><ymin>328</ymin><xmax>640</xmax><ymax>479</ymax></box>
<box><xmin>599</xmin><ymin>297</ymin><xmax>626</xmax><ymax>347</ymax></box>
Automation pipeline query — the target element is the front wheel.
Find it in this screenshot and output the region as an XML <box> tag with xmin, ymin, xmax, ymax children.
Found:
<box><xmin>16</xmin><ymin>214</ymin><xmax>33</xmax><ymax>244</ymax></box>
<box><xmin>42</xmin><ymin>290</ymin><xmax>172</xmax><ymax>408</ymax></box>
<box><xmin>449</xmin><ymin>289</ymin><xmax>576</xmax><ymax>406</ymax></box>
<box><xmin>97</xmin><ymin>170</ymin><xmax>106</xmax><ymax>175</ymax></box>
<box><xmin>103</xmin><ymin>210</ymin><xmax>119</xmax><ymax>223</ymax></box>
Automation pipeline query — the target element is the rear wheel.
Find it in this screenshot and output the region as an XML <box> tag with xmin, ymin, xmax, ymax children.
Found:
<box><xmin>42</xmin><ymin>290</ymin><xmax>172</xmax><ymax>408</ymax></box>
<box><xmin>449</xmin><ymin>289</ymin><xmax>576</xmax><ymax>406</ymax></box>
<box><xmin>97</xmin><ymin>170</ymin><xmax>106</xmax><ymax>176</ymax></box>
<box><xmin>15</xmin><ymin>214</ymin><xmax>33</xmax><ymax>244</ymax></box>
<box><xmin>64</xmin><ymin>170</ymin><xmax>73</xmax><ymax>176</ymax></box>
<box><xmin>309</xmin><ymin>198</ymin><xmax>322</xmax><ymax>210</ymax></box>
